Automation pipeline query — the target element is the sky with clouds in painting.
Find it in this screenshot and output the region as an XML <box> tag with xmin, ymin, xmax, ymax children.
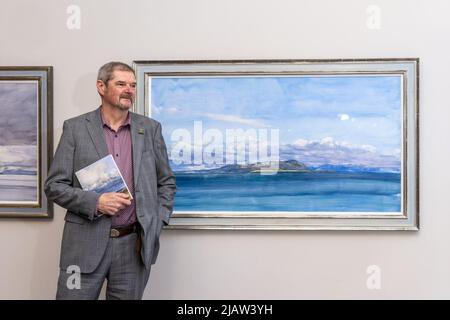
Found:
<box><xmin>150</xmin><ymin>75</ymin><xmax>402</xmax><ymax>170</ymax></box>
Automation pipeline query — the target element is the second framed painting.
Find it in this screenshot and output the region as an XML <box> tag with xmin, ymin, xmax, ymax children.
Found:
<box><xmin>133</xmin><ymin>59</ymin><xmax>419</xmax><ymax>230</ymax></box>
<box><xmin>0</xmin><ymin>67</ymin><xmax>53</xmax><ymax>218</ymax></box>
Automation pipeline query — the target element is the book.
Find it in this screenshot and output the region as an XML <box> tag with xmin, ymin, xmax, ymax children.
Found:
<box><xmin>75</xmin><ymin>154</ymin><xmax>133</xmax><ymax>199</ymax></box>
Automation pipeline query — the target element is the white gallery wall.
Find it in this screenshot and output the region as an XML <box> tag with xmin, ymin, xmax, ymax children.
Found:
<box><xmin>0</xmin><ymin>0</ymin><xmax>448</xmax><ymax>299</ymax></box>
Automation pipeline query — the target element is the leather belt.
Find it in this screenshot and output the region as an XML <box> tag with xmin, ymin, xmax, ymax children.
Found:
<box><xmin>110</xmin><ymin>223</ymin><xmax>137</xmax><ymax>238</ymax></box>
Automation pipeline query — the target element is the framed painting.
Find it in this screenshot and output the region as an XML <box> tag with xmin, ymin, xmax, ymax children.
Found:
<box><xmin>0</xmin><ymin>67</ymin><xmax>53</xmax><ymax>218</ymax></box>
<box><xmin>133</xmin><ymin>59</ymin><xmax>419</xmax><ymax>230</ymax></box>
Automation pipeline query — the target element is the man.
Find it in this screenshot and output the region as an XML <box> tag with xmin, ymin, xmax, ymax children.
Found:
<box><xmin>45</xmin><ymin>61</ymin><xmax>176</xmax><ymax>300</ymax></box>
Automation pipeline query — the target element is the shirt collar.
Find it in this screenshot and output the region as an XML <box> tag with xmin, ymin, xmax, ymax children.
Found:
<box><xmin>100</xmin><ymin>108</ymin><xmax>131</xmax><ymax>130</ymax></box>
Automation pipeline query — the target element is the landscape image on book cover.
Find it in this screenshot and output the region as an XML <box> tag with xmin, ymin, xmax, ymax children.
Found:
<box><xmin>75</xmin><ymin>154</ymin><xmax>133</xmax><ymax>199</ymax></box>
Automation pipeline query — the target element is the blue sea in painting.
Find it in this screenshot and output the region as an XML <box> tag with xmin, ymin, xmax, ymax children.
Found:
<box><xmin>174</xmin><ymin>172</ymin><xmax>401</xmax><ymax>212</ymax></box>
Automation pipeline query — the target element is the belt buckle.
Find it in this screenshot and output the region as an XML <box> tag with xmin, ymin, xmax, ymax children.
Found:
<box><xmin>110</xmin><ymin>229</ymin><xmax>120</xmax><ymax>237</ymax></box>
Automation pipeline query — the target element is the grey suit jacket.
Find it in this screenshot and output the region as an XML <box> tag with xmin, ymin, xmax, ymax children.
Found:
<box><xmin>45</xmin><ymin>107</ymin><xmax>176</xmax><ymax>273</ymax></box>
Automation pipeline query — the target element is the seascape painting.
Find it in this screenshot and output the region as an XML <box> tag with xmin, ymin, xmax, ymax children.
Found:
<box><xmin>0</xmin><ymin>66</ymin><xmax>53</xmax><ymax>218</ymax></box>
<box><xmin>0</xmin><ymin>81</ymin><xmax>39</xmax><ymax>205</ymax></box>
<box><xmin>151</xmin><ymin>75</ymin><xmax>402</xmax><ymax>214</ymax></box>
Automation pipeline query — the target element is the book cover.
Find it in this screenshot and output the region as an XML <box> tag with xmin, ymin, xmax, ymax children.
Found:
<box><xmin>75</xmin><ymin>154</ymin><xmax>133</xmax><ymax>200</ymax></box>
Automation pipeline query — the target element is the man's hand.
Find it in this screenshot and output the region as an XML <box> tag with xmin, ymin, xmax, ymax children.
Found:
<box><xmin>97</xmin><ymin>192</ymin><xmax>131</xmax><ymax>216</ymax></box>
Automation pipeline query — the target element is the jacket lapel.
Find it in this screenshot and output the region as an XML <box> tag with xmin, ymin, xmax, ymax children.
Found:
<box><xmin>85</xmin><ymin>108</ymin><xmax>109</xmax><ymax>159</ymax></box>
<box><xmin>131</xmin><ymin>112</ymin><xmax>144</xmax><ymax>187</ymax></box>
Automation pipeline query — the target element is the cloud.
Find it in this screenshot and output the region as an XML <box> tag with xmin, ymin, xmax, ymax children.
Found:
<box><xmin>339</xmin><ymin>114</ymin><xmax>350</xmax><ymax>121</ymax></box>
<box><xmin>204</xmin><ymin>113</ymin><xmax>265</xmax><ymax>127</ymax></box>
<box><xmin>0</xmin><ymin>82</ymin><xmax>38</xmax><ymax>145</ymax></box>
<box><xmin>285</xmin><ymin>137</ymin><xmax>400</xmax><ymax>170</ymax></box>
<box><xmin>81</xmin><ymin>162</ymin><xmax>108</xmax><ymax>187</ymax></box>
<box><xmin>151</xmin><ymin>103</ymin><xmax>161</xmax><ymax>115</ymax></box>
<box><xmin>75</xmin><ymin>156</ymin><xmax>119</xmax><ymax>190</ymax></box>
<box><xmin>293</xmin><ymin>139</ymin><xmax>309</xmax><ymax>147</ymax></box>
<box><xmin>166</xmin><ymin>107</ymin><xmax>180</xmax><ymax>114</ymax></box>
<box><xmin>0</xmin><ymin>145</ymin><xmax>36</xmax><ymax>167</ymax></box>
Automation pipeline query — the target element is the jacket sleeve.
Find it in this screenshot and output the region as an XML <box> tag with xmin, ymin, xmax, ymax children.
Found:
<box><xmin>153</xmin><ymin>122</ymin><xmax>177</xmax><ymax>225</ymax></box>
<box><xmin>44</xmin><ymin>120</ymin><xmax>100</xmax><ymax>221</ymax></box>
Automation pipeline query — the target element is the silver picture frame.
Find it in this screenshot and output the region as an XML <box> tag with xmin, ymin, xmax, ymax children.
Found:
<box><xmin>133</xmin><ymin>59</ymin><xmax>419</xmax><ymax>230</ymax></box>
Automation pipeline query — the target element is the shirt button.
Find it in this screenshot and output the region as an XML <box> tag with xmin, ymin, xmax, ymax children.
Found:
<box><xmin>116</xmin><ymin>154</ymin><xmax>119</xmax><ymax>157</ymax></box>
<box><xmin>115</xmin><ymin>135</ymin><xmax>118</xmax><ymax>138</ymax></box>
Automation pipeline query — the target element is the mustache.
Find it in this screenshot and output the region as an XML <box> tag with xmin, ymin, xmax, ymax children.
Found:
<box><xmin>120</xmin><ymin>95</ymin><xmax>134</xmax><ymax>101</ymax></box>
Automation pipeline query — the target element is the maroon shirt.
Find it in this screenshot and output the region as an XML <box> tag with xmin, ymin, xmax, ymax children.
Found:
<box><xmin>100</xmin><ymin>110</ymin><xmax>136</xmax><ymax>228</ymax></box>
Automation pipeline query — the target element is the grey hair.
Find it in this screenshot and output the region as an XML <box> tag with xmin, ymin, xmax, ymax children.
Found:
<box><xmin>97</xmin><ymin>62</ymin><xmax>135</xmax><ymax>85</ymax></box>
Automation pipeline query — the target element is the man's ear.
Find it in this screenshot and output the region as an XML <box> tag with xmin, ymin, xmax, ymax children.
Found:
<box><xmin>96</xmin><ymin>80</ymin><xmax>106</xmax><ymax>96</ymax></box>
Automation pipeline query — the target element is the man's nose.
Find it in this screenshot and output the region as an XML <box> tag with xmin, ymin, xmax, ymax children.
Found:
<box><xmin>124</xmin><ymin>84</ymin><xmax>135</xmax><ymax>93</ymax></box>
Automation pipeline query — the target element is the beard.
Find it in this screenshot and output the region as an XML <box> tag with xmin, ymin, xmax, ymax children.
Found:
<box><xmin>115</xmin><ymin>96</ymin><xmax>133</xmax><ymax>110</ymax></box>
<box><xmin>116</xmin><ymin>102</ymin><xmax>131</xmax><ymax>110</ymax></box>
